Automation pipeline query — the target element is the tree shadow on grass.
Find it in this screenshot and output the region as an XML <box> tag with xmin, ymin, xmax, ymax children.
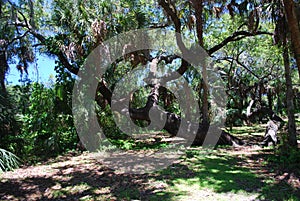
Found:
<box><xmin>0</xmin><ymin>156</ymin><xmax>175</xmax><ymax>201</ymax></box>
<box><xmin>150</xmin><ymin>149</ymin><xmax>300</xmax><ymax>201</ymax></box>
<box><xmin>249</xmin><ymin>149</ymin><xmax>300</xmax><ymax>201</ymax></box>
<box><xmin>1</xmin><ymin>149</ymin><xmax>300</xmax><ymax>200</ymax></box>
<box><xmin>150</xmin><ymin>150</ymin><xmax>262</xmax><ymax>200</ymax></box>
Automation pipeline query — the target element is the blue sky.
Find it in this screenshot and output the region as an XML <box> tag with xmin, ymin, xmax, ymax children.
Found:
<box><xmin>7</xmin><ymin>55</ymin><xmax>56</xmax><ymax>85</ymax></box>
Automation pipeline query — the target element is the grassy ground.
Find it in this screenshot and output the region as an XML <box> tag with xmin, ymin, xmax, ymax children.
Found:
<box><xmin>0</xmin><ymin>125</ymin><xmax>300</xmax><ymax>201</ymax></box>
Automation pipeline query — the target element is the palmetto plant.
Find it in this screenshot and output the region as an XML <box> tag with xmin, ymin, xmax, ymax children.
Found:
<box><xmin>0</xmin><ymin>148</ymin><xmax>20</xmax><ymax>172</ymax></box>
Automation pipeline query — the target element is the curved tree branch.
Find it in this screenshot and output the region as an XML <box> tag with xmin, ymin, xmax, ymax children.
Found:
<box><xmin>158</xmin><ymin>0</ymin><xmax>189</xmax><ymax>55</ymax></box>
<box><xmin>29</xmin><ymin>30</ymin><xmax>79</xmax><ymax>75</ymax></box>
<box><xmin>208</xmin><ymin>31</ymin><xmax>273</xmax><ymax>55</ymax></box>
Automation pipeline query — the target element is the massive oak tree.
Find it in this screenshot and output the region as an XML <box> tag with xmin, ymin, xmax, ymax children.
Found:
<box><xmin>4</xmin><ymin>0</ymin><xmax>299</xmax><ymax>147</ymax></box>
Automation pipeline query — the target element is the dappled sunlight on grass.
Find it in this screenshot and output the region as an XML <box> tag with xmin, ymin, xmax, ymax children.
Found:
<box><xmin>153</xmin><ymin>149</ymin><xmax>262</xmax><ymax>200</ymax></box>
<box><xmin>151</xmin><ymin>148</ymin><xmax>300</xmax><ymax>201</ymax></box>
<box><xmin>227</xmin><ymin>125</ymin><xmax>265</xmax><ymax>136</ymax></box>
<box><xmin>1</xmin><ymin>147</ymin><xmax>300</xmax><ymax>200</ymax></box>
<box><xmin>225</xmin><ymin>124</ymin><xmax>267</xmax><ymax>146</ymax></box>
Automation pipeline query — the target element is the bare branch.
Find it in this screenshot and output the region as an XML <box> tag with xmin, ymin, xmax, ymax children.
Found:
<box><xmin>16</xmin><ymin>10</ymin><xmax>31</xmax><ymax>29</ymax></box>
<box><xmin>30</xmin><ymin>30</ymin><xmax>79</xmax><ymax>75</ymax></box>
<box><xmin>158</xmin><ymin>0</ymin><xmax>189</xmax><ymax>55</ymax></box>
<box><xmin>158</xmin><ymin>0</ymin><xmax>181</xmax><ymax>33</ymax></box>
<box><xmin>7</xmin><ymin>30</ymin><xmax>30</xmax><ymax>46</ymax></box>
<box><xmin>208</xmin><ymin>31</ymin><xmax>273</xmax><ymax>55</ymax></box>
<box><xmin>190</xmin><ymin>0</ymin><xmax>204</xmax><ymax>47</ymax></box>
<box><xmin>218</xmin><ymin>56</ymin><xmax>260</xmax><ymax>79</ymax></box>
<box><xmin>7</xmin><ymin>2</ymin><xmax>79</xmax><ymax>75</ymax></box>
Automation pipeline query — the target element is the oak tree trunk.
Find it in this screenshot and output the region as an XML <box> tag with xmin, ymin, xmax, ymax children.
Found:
<box><xmin>283</xmin><ymin>36</ymin><xmax>297</xmax><ymax>147</ymax></box>
<box><xmin>282</xmin><ymin>0</ymin><xmax>300</xmax><ymax>79</ymax></box>
<box><xmin>191</xmin><ymin>0</ymin><xmax>209</xmax><ymax>125</ymax></box>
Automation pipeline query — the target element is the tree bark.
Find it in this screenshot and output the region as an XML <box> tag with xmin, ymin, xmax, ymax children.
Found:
<box><xmin>0</xmin><ymin>50</ymin><xmax>8</xmax><ymax>94</ymax></box>
<box><xmin>191</xmin><ymin>0</ymin><xmax>204</xmax><ymax>47</ymax></box>
<box><xmin>282</xmin><ymin>0</ymin><xmax>300</xmax><ymax>79</ymax></box>
<box><xmin>282</xmin><ymin>37</ymin><xmax>297</xmax><ymax>147</ymax></box>
<box><xmin>191</xmin><ymin>0</ymin><xmax>209</xmax><ymax>125</ymax></box>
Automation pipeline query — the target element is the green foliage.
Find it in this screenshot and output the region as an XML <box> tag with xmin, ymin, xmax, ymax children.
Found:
<box><xmin>96</xmin><ymin>104</ymin><xmax>121</xmax><ymax>139</ymax></box>
<box><xmin>0</xmin><ymin>148</ymin><xmax>20</xmax><ymax>172</ymax></box>
<box><xmin>267</xmin><ymin>135</ymin><xmax>300</xmax><ymax>172</ymax></box>
<box><xmin>226</xmin><ymin>108</ymin><xmax>243</xmax><ymax>127</ymax></box>
<box><xmin>109</xmin><ymin>138</ymin><xmax>169</xmax><ymax>150</ymax></box>
<box><xmin>4</xmin><ymin>82</ymin><xmax>77</xmax><ymax>161</ymax></box>
<box><xmin>0</xmin><ymin>91</ymin><xmax>17</xmax><ymax>137</ymax></box>
<box><xmin>206</xmin><ymin>14</ymin><xmax>291</xmax><ymax>125</ymax></box>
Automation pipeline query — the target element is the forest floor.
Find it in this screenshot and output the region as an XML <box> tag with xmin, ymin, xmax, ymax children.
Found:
<box><xmin>1</xmin><ymin>125</ymin><xmax>300</xmax><ymax>201</ymax></box>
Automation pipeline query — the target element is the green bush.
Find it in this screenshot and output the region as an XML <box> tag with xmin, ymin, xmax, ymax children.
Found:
<box><xmin>4</xmin><ymin>82</ymin><xmax>78</xmax><ymax>161</ymax></box>
<box><xmin>266</xmin><ymin>133</ymin><xmax>300</xmax><ymax>173</ymax></box>
<box><xmin>0</xmin><ymin>91</ymin><xmax>17</xmax><ymax>138</ymax></box>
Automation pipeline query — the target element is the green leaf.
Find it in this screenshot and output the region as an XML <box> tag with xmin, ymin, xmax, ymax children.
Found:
<box><xmin>56</xmin><ymin>86</ymin><xmax>64</xmax><ymax>101</ymax></box>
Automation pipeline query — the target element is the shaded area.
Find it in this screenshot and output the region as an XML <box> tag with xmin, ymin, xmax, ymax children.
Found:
<box><xmin>0</xmin><ymin>147</ymin><xmax>300</xmax><ymax>200</ymax></box>
<box><xmin>151</xmin><ymin>149</ymin><xmax>262</xmax><ymax>200</ymax></box>
<box><xmin>0</xmin><ymin>153</ymin><xmax>174</xmax><ymax>201</ymax></box>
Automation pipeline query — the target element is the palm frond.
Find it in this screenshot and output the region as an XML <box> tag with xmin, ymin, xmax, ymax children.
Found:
<box><xmin>0</xmin><ymin>148</ymin><xmax>20</xmax><ymax>172</ymax></box>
